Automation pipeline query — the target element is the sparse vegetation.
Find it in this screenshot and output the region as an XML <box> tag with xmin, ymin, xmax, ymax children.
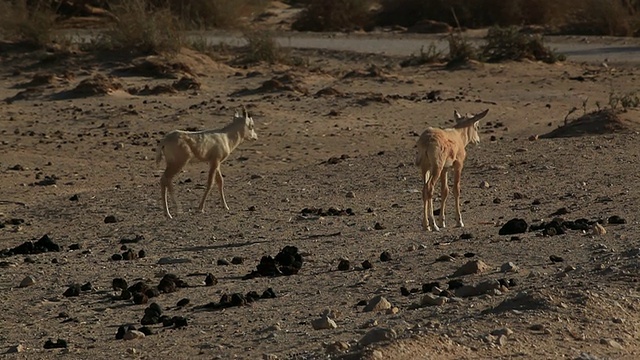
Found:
<box><xmin>447</xmin><ymin>33</ymin><xmax>478</xmax><ymax>66</ymax></box>
<box><xmin>609</xmin><ymin>90</ymin><xmax>640</xmax><ymax>111</ymax></box>
<box><xmin>400</xmin><ymin>44</ymin><xmax>444</xmax><ymax>67</ymax></box>
<box><xmin>481</xmin><ymin>26</ymin><xmax>564</xmax><ymax>63</ymax></box>
<box><xmin>148</xmin><ymin>0</ymin><xmax>268</xmax><ymax>29</ymax></box>
<box><xmin>376</xmin><ymin>0</ymin><xmax>640</xmax><ymax>37</ymax></box>
<box><xmin>239</xmin><ymin>30</ymin><xmax>287</xmax><ymax>64</ymax></box>
<box><xmin>0</xmin><ymin>0</ymin><xmax>57</xmax><ymax>47</ymax></box>
<box><xmin>292</xmin><ymin>0</ymin><xmax>374</xmax><ymax>32</ymax></box>
<box><xmin>95</xmin><ymin>0</ymin><xmax>184</xmax><ymax>55</ymax></box>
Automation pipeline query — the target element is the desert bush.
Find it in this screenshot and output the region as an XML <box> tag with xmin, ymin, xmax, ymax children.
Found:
<box><xmin>96</xmin><ymin>0</ymin><xmax>183</xmax><ymax>55</ymax></box>
<box><xmin>609</xmin><ymin>91</ymin><xmax>640</xmax><ymax>111</ymax></box>
<box><xmin>147</xmin><ymin>0</ymin><xmax>268</xmax><ymax>29</ymax></box>
<box><xmin>292</xmin><ymin>0</ymin><xmax>374</xmax><ymax>32</ymax></box>
<box><xmin>447</xmin><ymin>33</ymin><xmax>478</xmax><ymax>65</ymax></box>
<box><xmin>0</xmin><ymin>0</ymin><xmax>57</xmax><ymax>47</ymax></box>
<box><xmin>240</xmin><ymin>30</ymin><xmax>285</xmax><ymax>64</ymax></box>
<box><xmin>481</xmin><ymin>26</ymin><xmax>564</xmax><ymax>63</ymax></box>
<box><xmin>376</xmin><ymin>0</ymin><xmax>640</xmax><ymax>37</ymax></box>
<box><xmin>400</xmin><ymin>44</ymin><xmax>444</xmax><ymax>67</ymax></box>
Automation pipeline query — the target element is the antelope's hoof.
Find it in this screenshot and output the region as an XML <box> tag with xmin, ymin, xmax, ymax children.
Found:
<box><xmin>456</xmin><ymin>221</ymin><xmax>465</xmax><ymax>228</ymax></box>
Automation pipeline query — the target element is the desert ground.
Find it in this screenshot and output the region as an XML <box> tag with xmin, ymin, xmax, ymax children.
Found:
<box><xmin>2</xmin><ymin>4</ymin><xmax>640</xmax><ymax>360</ymax></box>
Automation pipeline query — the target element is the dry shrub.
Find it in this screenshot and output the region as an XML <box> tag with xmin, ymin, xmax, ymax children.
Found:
<box><xmin>482</xmin><ymin>26</ymin><xmax>564</xmax><ymax>63</ymax></box>
<box><xmin>292</xmin><ymin>0</ymin><xmax>374</xmax><ymax>32</ymax></box>
<box><xmin>0</xmin><ymin>0</ymin><xmax>56</xmax><ymax>47</ymax></box>
<box><xmin>400</xmin><ymin>44</ymin><xmax>444</xmax><ymax>67</ymax></box>
<box><xmin>96</xmin><ymin>0</ymin><xmax>183</xmax><ymax>55</ymax></box>
<box><xmin>146</xmin><ymin>0</ymin><xmax>267</xmax><ymax>29</ymax></box>
<box><xmin>447</xmin><ymin>33</ymin><xmax>478</xmax><ymax>66</ymax></box>
<box><xmin>239</xmin><ymin>30</ymin><xmax>286</xmax><ymax>64</ymax></box>
<box><xmin>376</xmin><ymin>0</ymin><xmax>640</xmax><ymax>36</ymax></box>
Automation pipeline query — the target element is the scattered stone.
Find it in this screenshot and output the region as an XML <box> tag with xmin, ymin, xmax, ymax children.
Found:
<box><xmin>325</xmin><ymin>341</ymin><xmax>350</xmax><ymax>355</ymax></box>
<box><xmin>364</xmin><ymin>295</ymin><xmax>392</xmax><ymax>312</ymax></box>
<box><xmin>400</xmin><ymin>287</ymin><xmax>411</xmax><ymax>296</ymax></box>
<box><xmin>231</xmin><ymin>256</ymin><xmax>244</xmax><ymax>265</ymax></box>
<box><xmin>386</xmin><ymin>307</ymin><xmax>399</xmax><ymax>315</ymax></box>
<box><xmin>496</xmin><ymin>334</ymin><xmax>508</xmax><ymax>346</ymax></box>
<box><xmin>464</xmin><ymin>252</ymin><xmax>476</xmax><ymax>258</ymax></box>
<box><xmin>69</xmin><ymin>194</ymin><xmax>79</xmax><ymax>201</ymax></box>
<box><xmin>80</xmin><ymin>282</ymin><xmax>92</xmax><ymax>291</ymax></box>
<box><xmin>499</xmin><ymin>218</ymin><xmax>528</xmax><ymax>235</ymax></box>
<box><xmin>423</xmin><ymin>282</ymin><xmax>441</xmax><ymax>292</ymax></box>
<box><xmin>7</xmin><ymin>344</ymin><xmax>25</xmax><ymax>353</ymax></box>
<box><xmin>529</xmin><ymin>324</ymin><xmax>545</xmax><ymax>331</ymax></box>
<box><xmin>63</xmin><ymin>284</ymin><xmax>81</xmax><ymax>297</ymax></box>
<box><xmin>123</xmin><ymin>330</ymin><xmax>146</xmax><ymax>340</ymax></box>
<box><xmin>104</xmin><ymin>215</ymin><xmax>119</xmax><ymax>224</ymax></box>
<box><xmin>452</xmin><ymin>260</ymin><xmax>490</xmax><ymax>277</ymax></box>
<box><xmin>176</xmin><ymin>298</ymin><xmax>190</xmax><ymax>307</ymax></box>
<box><xmin>43</xmin><ymin>339</ymin><xmax>67</xmax><ymax>349</ymax></box>
<box><xmin>242</xmin><ymin>246</ymin><xmax>303</xmax><ymax>279</ymax></box>
<box><xmin>133</xmin><ymin>292</ymin><xmax>149</xmax><ymax>305</ymax></box>
<box><xmin>501</xmin><ymin>262</ymin><xmax>519</xmax><ymax>273</ymax></box>
<box><xmin>460</xmin><ymin>233</ymin><xmax>473</xmax><ymax>240</ymax></box>
<box><xmin>112</xmin><ymin>278</ymin><xmax>128</xmax><ymax>291</ymax></box>
<box><xmin>491</xmin><ymin>328</ymin><xmax>514</xmax><ymax>337</ymax></box>
<box><xmin>592</xmin><ymin>223</ymin><xmax>607</xmax><ymax>235</ymax></box>
<box><xmin>337</xmin><ymin>259</ymin><xmax>350</xmax><ymax>271</ymax></box>
<box><xmin>0</xmin><ymin>234</ymin><xmax>61</xmax><ymax>257</ymax></box>
<box><xmin>549</xmin><ymin>255</ymin><xmax>564</xmax><ymax>263</ymax></box>
<box><xmin>345</xmin><ymin>191</ymin><xmax>355</xmax><ymax>198</ymax></box>
<box><xmin>479</xmin><ymin>180</ymin><xmax>490</xmax><ymax>188</ymax></box>
<box><xmin>374</xmin><ymin>222</ymin><xmax>386</xmax><ymax>230</ymax></box>
<box><xmin>19</xmin><ymin>275</ymin><xmax>36</xmax><ymax>288</ymax></box>
<box><xmin>361</xmin><ymin>260</ymin><xmax>373</xmax><ymax>269</ymax></box>
<box><xmin>205</xmin><ymin>273</ymin><xmax>217</xmax><ymax>286</ymax></box>
<box><xmin>600</xmin><ymin>338</ymin><xmax>623</xmax><ymax>349</ymax></box>
<box><xmin>311</xmin><ymin>316</ymin><xmax>337</xmax><ymax>330</ymax></box>
<box><xmin>300</xmin><ymin>206</ymin><xmax>354</xmax><ymax>216</ymax></box>
<box><xmin>420</xmin><ymin>293</ymin><xmax>449</xmax><ymax>306</ymax></box>
<box><xmin>138</xmin><ymin>249</ymin><xmax>146</xmax><ymax>258</ymax></box>
<box><xmin>217</xmin><ymin>259</ymin><xmax>231</xmax><ymax>266</ymax></box>
<box><xmin>607</xmin><ymin>215</ymin><xmax>626</xmax><ymax>224</ymax></box>
<box><xmin>436</xmin><ymin>254</ymin><xmax>455</xmax><ymax>262</ymax></box>
<box><xmin>379</xmin><ymin>251</ymin><xmax>392</xmax><ymax>262</ymax></box>
<box><xmin>111</xmin><ymin>254</ymin><xmax>123</xmax><ymax>261</ymax></box>
<box><xmin>359</xmin><ymin>328</ymin><xmax>397</xmax><ymax>347</ymax></box>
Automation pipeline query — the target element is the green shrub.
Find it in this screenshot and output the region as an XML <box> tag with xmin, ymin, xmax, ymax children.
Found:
<box><xmin>292</xmin><ymin>0</ymin><xmax>374</xmax><ymax>32</ymax></box>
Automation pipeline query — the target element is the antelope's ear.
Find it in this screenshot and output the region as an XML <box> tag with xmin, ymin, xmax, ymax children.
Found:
<box><xmin>454</xmin><ymin>110</ymin><xmax>463</xmax><ymax>121</ymax></box>
<box><xmin>242</xmin><ymin>105</ymin><xmax>249</xmax><ymax>117</ymax></box>
<box><xmin>234</xmin><ymin>110</ymin><xmax>240</xmax><ymax>117</ymax></box>
<box><xmin>471</xmin><ymin>109</ymin><xmax>489</xmax><ymax>123</ymax></box>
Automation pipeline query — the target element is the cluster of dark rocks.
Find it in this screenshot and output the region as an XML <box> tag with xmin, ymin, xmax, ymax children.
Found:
<box><xmin>199</xmin><ymin>288</ymin><xmax>277</xmax><ymax>310</ymax></box>
<box><xmin>242</xmin><ymin>246</ymin><xmax>303</xmax><ymax>280</ymax></box>
<box><xmin>140</xmin><ymin>302</ymin><xmax>188</xmax><ymax>328</ymax></box>
<box><xmin>499</xmin><ymin>215</ymin><xmax>626</xmax><ymax>236</ymax></box>
<box><xmin>111</xmin><ymin>247</ymin><xmax>146</xmax><ymax>261</ymax></box>
<box><xmin>0</xmin><ymin>234</ymin><xmax>60</xmax><ymax>257</ymax></box>
<box><xmin>112</xmin><ymin>274</ymin><xmax>188</xmax><ymax>304</ymax></box>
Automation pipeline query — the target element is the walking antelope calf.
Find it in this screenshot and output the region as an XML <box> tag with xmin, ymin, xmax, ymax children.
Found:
<box><xmin>414</xmin><ymin>109</ymin><xmax>489</xmax><ymax>231</ymax></box>
<box><xmin>155</xmin><ymin>106</ymin><xmax>258</xmax><ymax>219</ymax></box>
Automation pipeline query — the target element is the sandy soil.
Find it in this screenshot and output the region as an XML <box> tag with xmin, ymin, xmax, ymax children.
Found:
<box><xmin>2</xmin><ymin>4</ymin><xmax>640</xmax><ymax>360</ymax></box>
